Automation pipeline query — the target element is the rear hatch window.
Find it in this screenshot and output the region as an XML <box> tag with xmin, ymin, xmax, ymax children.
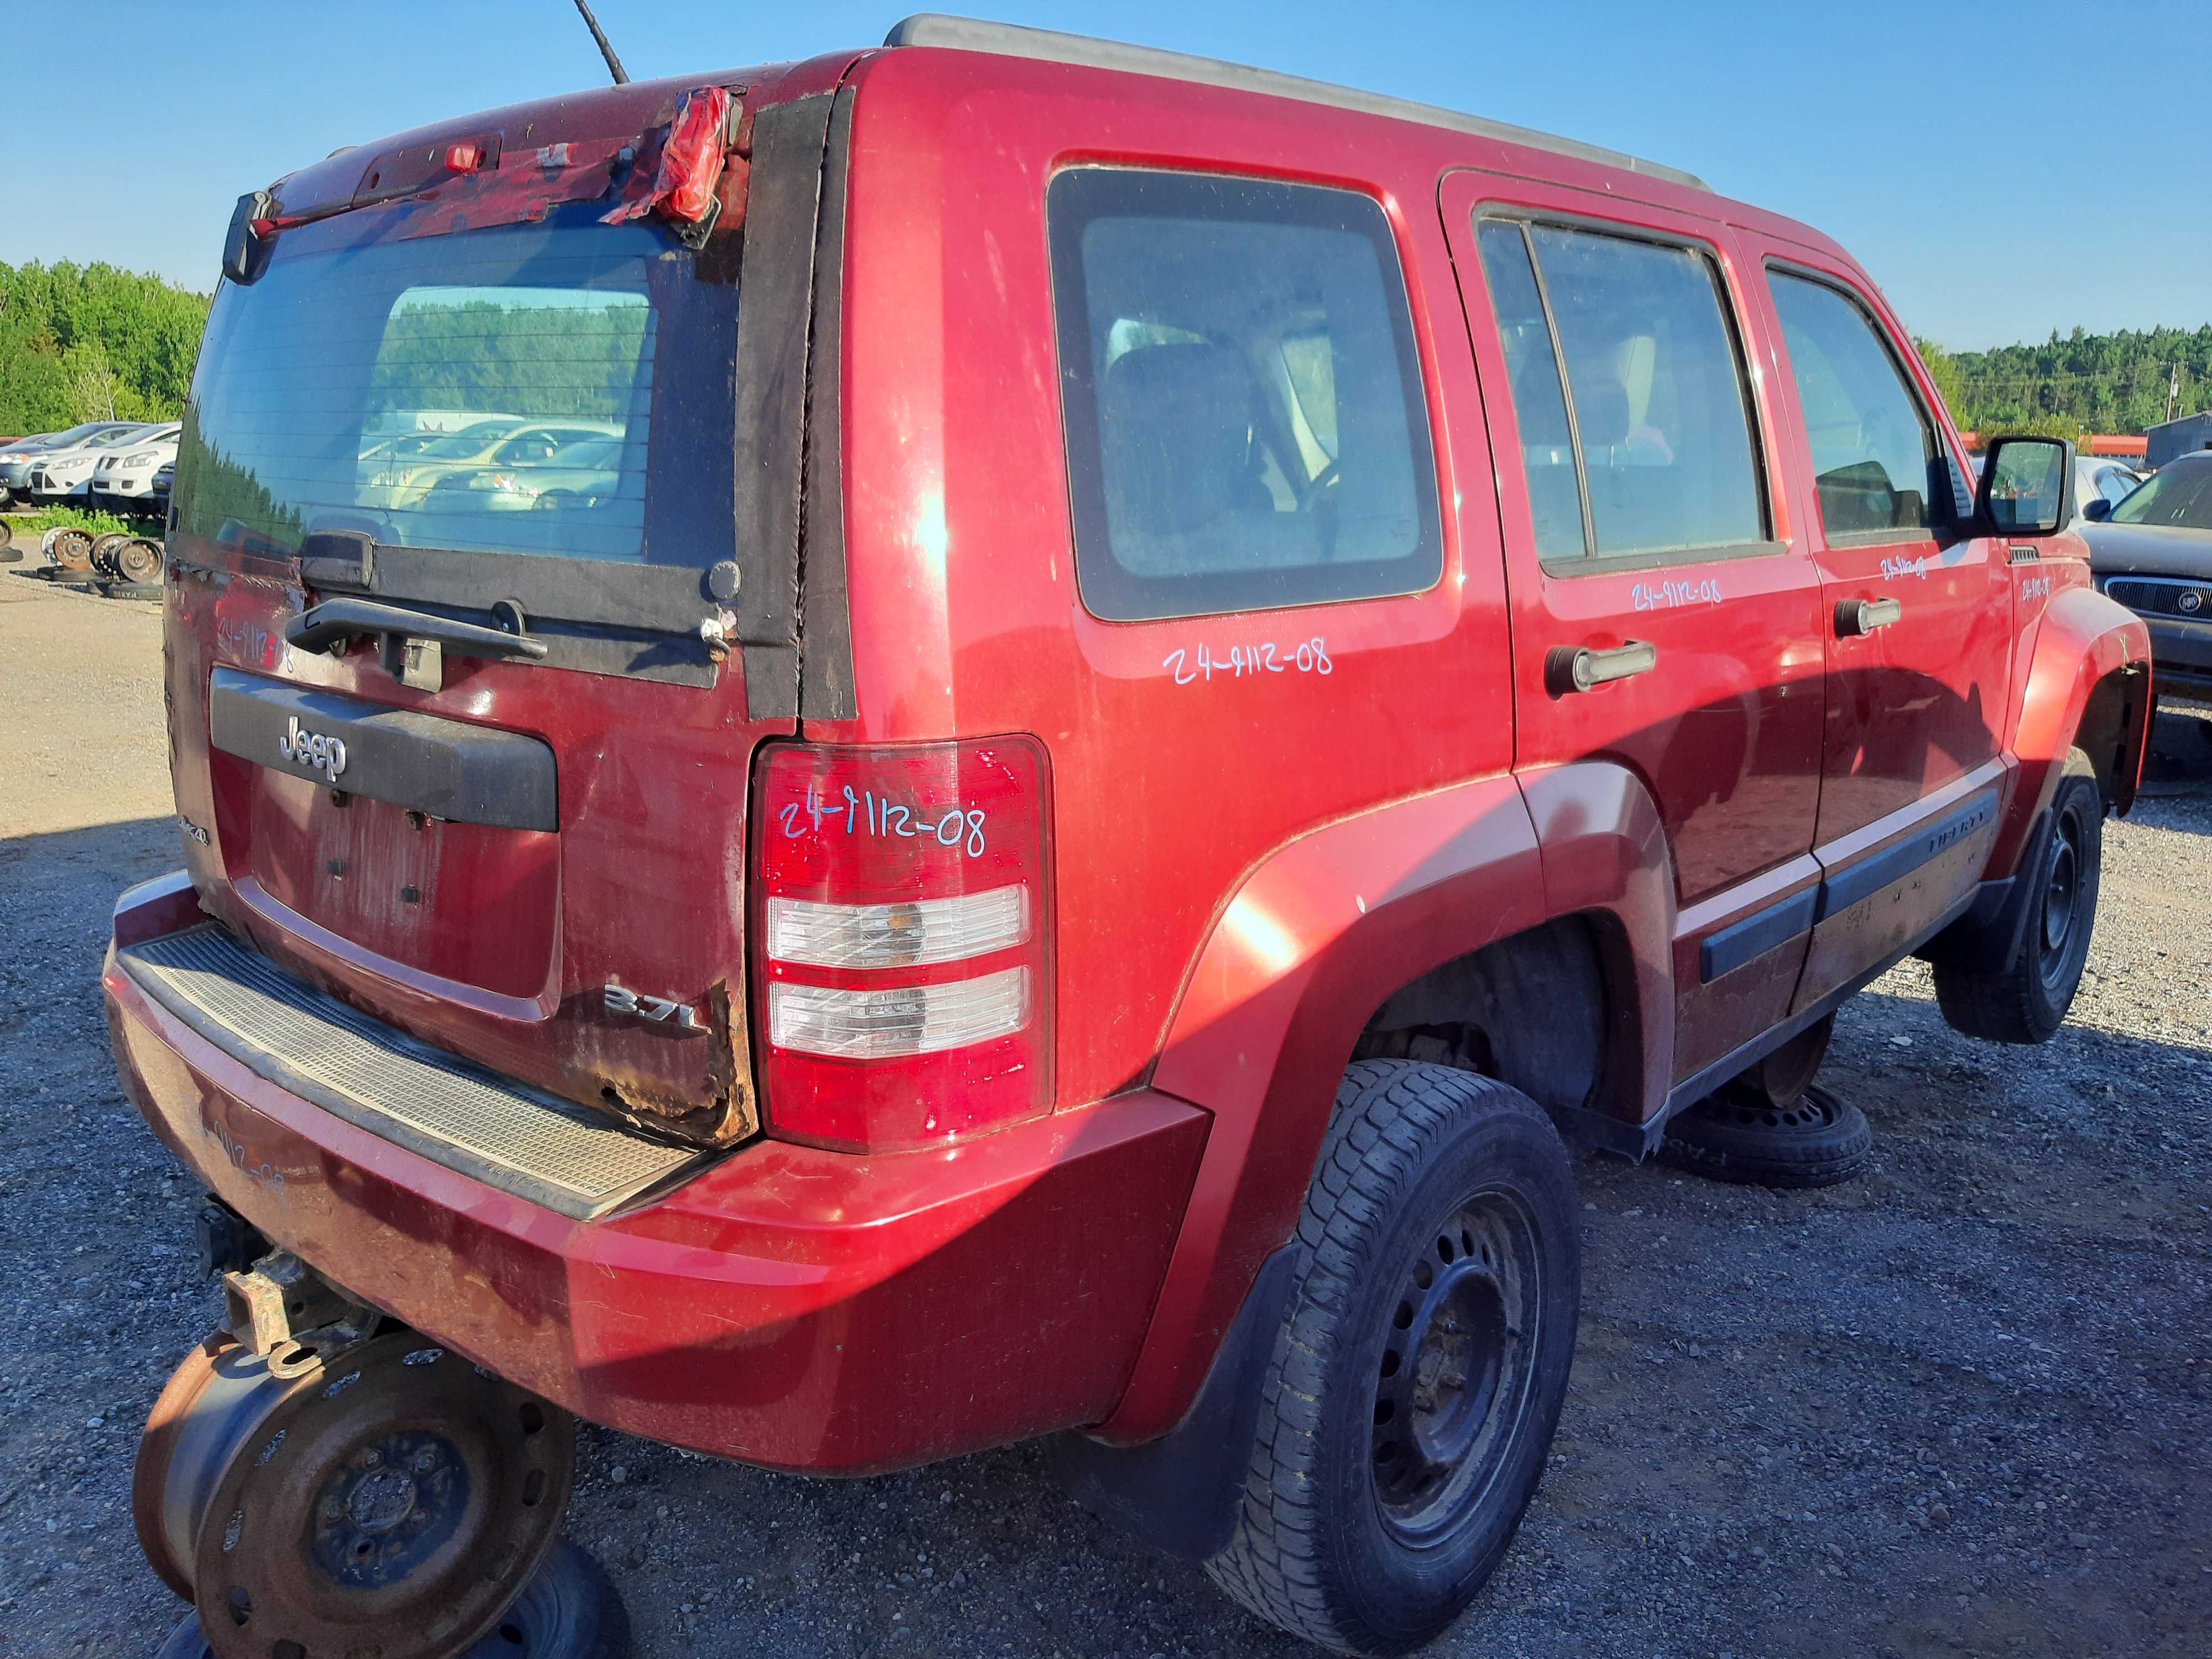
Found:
<box><xmin>179</xmin><ymin>201</ymin><xmax>738</xmax><ymax>674</ymax></box>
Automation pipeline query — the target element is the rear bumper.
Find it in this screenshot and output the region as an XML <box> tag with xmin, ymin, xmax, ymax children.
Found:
<box><xmin>104</xmin><ymin>882</ymin><xmax>1208</xmax><ymax>1474</ymax></box>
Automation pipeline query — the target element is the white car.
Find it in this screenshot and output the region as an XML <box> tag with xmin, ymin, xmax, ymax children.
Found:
<box><xmin>2075</xmin><ymin>455</ymin><xmax>2145</xmax><ymax>524</ymax></box>
<box><xmin>26</xmin><ymin>422</ymin><xmax>168</xmax><ymax>503</ymax></box>
<box><xmin>89</xmin><ymin>424</ymin><xmax>182</xmax><ymax>513</ymax></box>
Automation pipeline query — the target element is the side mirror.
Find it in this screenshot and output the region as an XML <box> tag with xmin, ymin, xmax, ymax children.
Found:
<box><xmin>2083</xmin><ymin>497</ymin><xmax>2113</xmax><ymax>523</ymax></box>
<box><xmin>1976</xmin><ymin>435</ymin><xmax>2075</xmax><ymax>536</ymax></box>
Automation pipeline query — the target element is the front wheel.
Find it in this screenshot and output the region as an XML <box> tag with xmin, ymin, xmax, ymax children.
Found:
<box><xmin>1934</xmin><ymin>749</ymin><xmax>2103</xmax><ymax>1044</ymax></box>
<box><xmin>1206</xmin><ymin>1061</ymin><xmax>1580</xmax><ymax>1655</ymax></box>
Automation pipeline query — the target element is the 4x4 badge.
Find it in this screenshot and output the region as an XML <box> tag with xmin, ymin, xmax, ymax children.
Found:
<box><xmin>279</xmin><ymin>716</ymin><xmax>348</xmax><ymax>784</ymax></box>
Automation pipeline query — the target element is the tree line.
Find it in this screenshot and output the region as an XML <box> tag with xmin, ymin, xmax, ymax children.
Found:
<box><xmin>0</xmin><ymin>262</ymin><xmax>211</xmax><ymax>436</ymax></box>
<box><xmin>1918</xmin><ymin>325</ymin><xmax>2212</xmax><ymax>440</ymax></box>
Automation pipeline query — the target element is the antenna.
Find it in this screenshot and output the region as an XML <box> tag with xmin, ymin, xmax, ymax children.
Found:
<box><xmin>570</xmin><ymin>0</ymin><xmax>631</xmax><ymax>85</ymax></box>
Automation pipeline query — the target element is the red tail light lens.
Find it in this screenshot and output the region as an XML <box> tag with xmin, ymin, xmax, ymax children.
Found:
<box><xmin>752</xmin><ymin>738</ymin><xmax>1051</xmax><ymax>1151</ymax></box>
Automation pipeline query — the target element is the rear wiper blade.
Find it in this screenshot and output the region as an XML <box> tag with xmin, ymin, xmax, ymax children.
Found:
<box><xmin>286</xmin><ymin>596</ymin><xmax>547</xmax><ymax>692</ymax></box>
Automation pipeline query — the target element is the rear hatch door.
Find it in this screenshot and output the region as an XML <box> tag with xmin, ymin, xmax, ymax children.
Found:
<box><xmin>161</xmin><ymin>80</ymin><xmax>847</xmax><ymax>1145</ymax></box>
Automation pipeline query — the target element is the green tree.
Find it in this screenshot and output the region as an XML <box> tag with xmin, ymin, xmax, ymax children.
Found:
<box><xmin>0</xmin><ymin>262</ymin><xmax>211</xmax><ymax>435</ymax></box>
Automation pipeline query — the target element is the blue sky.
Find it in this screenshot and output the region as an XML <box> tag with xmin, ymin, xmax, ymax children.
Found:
<box><xmin>6</xmin><ymin>2</ymin><xmax>2200</xmax><ymax>351</ymax></box>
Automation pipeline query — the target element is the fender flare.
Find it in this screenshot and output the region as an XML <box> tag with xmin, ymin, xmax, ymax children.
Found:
<box><xmin>1997</xmin><ymin>584</ymin><xmax>2152</xmax><ymax>873</ymax></box>
<box><xmin>1098</xmin><ymin>764</ymin><xmax>1676</xmax><ymax>1443</ymax></box>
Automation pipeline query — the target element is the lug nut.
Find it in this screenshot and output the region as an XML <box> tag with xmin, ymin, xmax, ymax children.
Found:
<box><xmin>361</xmin><ymin>1448</ymin><xmax>382</xmax><ymax>1468</ymax></box>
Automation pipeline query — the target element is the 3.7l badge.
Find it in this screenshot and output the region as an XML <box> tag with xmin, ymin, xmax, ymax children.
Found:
<box><xmin>279</xmin><ymin>716</ymin><xmax>348</xmax><ymax>784</ymax></box>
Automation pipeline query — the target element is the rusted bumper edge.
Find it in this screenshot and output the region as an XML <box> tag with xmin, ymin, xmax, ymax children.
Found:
<box><xmin>105</xmin><ymin>875</ymin><xmax>1211</xmax><ymax>1474</ymax></box>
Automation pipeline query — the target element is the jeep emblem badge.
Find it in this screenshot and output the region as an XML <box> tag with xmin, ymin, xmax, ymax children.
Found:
<box><xmin>279</xmin><ymin>714</ymin><xmax>348</xmax><ymax>783</ymax></box>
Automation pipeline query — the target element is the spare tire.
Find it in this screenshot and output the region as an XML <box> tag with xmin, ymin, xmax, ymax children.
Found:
<box><xmin>1657</xmin><ymin>1083</ymin><xmax>1870</xmax><ymax>1188</ymax></box>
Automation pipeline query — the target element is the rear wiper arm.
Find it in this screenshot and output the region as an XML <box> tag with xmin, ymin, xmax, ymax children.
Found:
<box><xmin>286</xmin><ymin>596</ymin><xmax>547</xmax><ymax>692</ymax></box>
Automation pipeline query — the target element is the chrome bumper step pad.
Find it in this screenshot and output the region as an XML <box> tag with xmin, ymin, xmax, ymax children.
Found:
<box><xmin>119</xmin><ymin>926</ymin><xmax>703</xmax><ymax>1219</ymax></box>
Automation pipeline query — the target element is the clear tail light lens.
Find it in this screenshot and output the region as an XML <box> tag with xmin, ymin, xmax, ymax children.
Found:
<box><xmin>768</xmin><ymin>967</ymin><xmax>1032</xmax><ymax>1058</ymax></box>
<box><xmin>752</xmin><ymin>738</ymin><xmax>1051</xmax><ymax>1150</ymax></box>
<box><xmin>765</xmin><ymin>885</ymin><xmax>1029</xmax><ymax>969</ymax></box>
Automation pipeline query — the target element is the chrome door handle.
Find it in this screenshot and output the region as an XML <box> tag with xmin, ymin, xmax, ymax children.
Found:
<box><xmin>1546</xmin><ymin>639</ymin><xmax>1658</xmax><ymax>695</ymax></box>
<box><xmin>1835</xmin><ymin>596</ymin><xmax>1903</xmax><ymax>638</ymax></box>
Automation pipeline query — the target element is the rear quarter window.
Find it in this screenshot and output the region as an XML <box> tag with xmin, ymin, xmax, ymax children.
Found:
<box><xmin>1047</xmin><ymin>169</ymin><xmax>1442</xmax><ymax>622</ymax></box>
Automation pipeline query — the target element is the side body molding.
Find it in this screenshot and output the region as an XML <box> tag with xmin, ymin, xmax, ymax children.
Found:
<box><xmin>1100</xmin><ymin>774</ymin><xmax>1553</xmax><ymax>1443</ymax></box>
<box><xmin>1995</xmin><ymin>584</ymin><xmax>2152</xmax><ymax>873</ymax></box>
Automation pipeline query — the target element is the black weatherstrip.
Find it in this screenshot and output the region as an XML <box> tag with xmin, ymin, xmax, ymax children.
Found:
<box><xmin>730</xmin><ymin>93</ymin><xmax>836</xmax><ymax>721</ymax></box>
<box><xmin>1699</xmin><ymin>886</ymin><xmax>1818</xmax><ymax>983</ymax></box>
<box><xmin>799</xmin><ymin>84</ymin><xmax>858</xmax><ymax>722</ymax></box>
<box><xmin>208</xmin><ymin>667</ymin><xmax>557</xmax><ymax>831</ymax></box>
<box><xmin>1815</xmin><ymin>789</ymin><xmax>2000</xmax><ymax>921</ymax></box>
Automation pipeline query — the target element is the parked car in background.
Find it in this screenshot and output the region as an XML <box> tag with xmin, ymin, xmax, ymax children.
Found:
<box><xmin>356</xmin><ymin>418</ymin><xmax>621</xmax><ymax>509</ymax></box>
<box><xmin>419</xmin><ymin>434</ymin><xmax>630</xmax><ymax>514</ymax></box>
<box><xmin>88</xmin><ymin>424</ymin><xmax>182</xmax><ymax>514</ymax></box>
<box><xmin>2085</xmin><ymin>448</ymin><xmax>2212</xmax><ymax>703</ymax></box>
<box><xmin>26</xmin><ymin>421</ymin><xmax>166</xmax><ymax>503</ymax></box>
<box><xmin>2075</xmin><ymin>455</ymin><xmax>2145</xmax><ymax>524</ymax></box>
<box><xmin>151</xmin><ymin>461</ymin><xmax>174</xmax><ymax>518</ymax></box>
<box><xmin>0</xmin><ymin>424</ymin><xmax>135</xmax><ymax>506</ymax></box>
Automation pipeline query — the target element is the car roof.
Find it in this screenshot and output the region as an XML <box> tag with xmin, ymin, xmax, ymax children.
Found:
<box><xmin>885</xmin><ymin>14</ymin><xmax>1709</xmax><ymax>192</ymax></box>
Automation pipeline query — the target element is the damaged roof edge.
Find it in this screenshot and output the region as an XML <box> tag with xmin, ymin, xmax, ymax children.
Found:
<box><xmin>881</xmin><ymin>13</ymin><xmax>1712</xmax><ymax>194</ymax></box>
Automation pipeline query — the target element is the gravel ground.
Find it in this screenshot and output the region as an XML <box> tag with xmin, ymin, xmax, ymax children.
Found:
<box><xmin>1</xmin><ymin>571</ymin><xmax>2207</xmax><ymax>1658</ymax></box>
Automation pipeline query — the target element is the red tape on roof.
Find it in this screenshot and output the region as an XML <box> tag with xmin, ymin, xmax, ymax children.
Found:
<box><xmin>602</xmin><ymin>85</ymin><xmax>732</xmax><ymax>228</ymax></box>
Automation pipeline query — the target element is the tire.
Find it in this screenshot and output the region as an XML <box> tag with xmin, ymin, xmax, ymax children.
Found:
<box><xmin>1718</xmin><ymin>1012</ymin><xmax>1834</xmax><ymax>1112</ymax></box>
<box><xmin>1934</xmin><ymin>750</ymin><xmax>2102</xmax><ymax>1044</ymax></box>
<box><xmin>1657</xmin><ymin>1083</ymin><xmax>1870</xmax><ymax>1188</ymax></box>
<box><xmin>1206</xmin><ymin>1061</ymin><xmax>1580</xmax><ymax>1655</ymax></box>
<box><xmin>152</xmin><ymin>1545</ymin><xmax>629</xmax><ymax>1659</ymax></box>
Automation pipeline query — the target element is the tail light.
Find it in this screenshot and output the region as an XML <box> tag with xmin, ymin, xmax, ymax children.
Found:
<box><xmin>752</xmin><ymin>738</ymin><xmax>1051</xmax><ymax>1151</ymax></box>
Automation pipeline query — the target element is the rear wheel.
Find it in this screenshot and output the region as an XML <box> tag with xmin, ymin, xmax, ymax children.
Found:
<box><xmin>1934</xmin><ymin>750</ymin><xmax>2103</xmax><ymax>1044</ymax></box>
<box><xmin>1206</xmin><ymin>1062</ymin><xmax>1580</xmax><ymax>1655</ymax></box>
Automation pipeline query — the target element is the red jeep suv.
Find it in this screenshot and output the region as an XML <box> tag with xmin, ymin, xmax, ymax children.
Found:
<box><xmin>107</xmin><ymin>15</ymin><xmax>2151</xmax><ymax>1655</ymax></box>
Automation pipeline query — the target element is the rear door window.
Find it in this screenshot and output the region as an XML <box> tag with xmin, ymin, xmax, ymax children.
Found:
<box><xmin>1477</xmin><ymin>218</ymin><xmax>1768</xmax><ymax>566</ymax></box>
<box><xmin>1047</xmin><ymin>168</ymin><xmax>1442</xmax><ymax>621</ymax></box>
<box><xmin>1767</xmin><ymin>272</ymin><xmax>1941</xmax><ymax>542</ymax></box>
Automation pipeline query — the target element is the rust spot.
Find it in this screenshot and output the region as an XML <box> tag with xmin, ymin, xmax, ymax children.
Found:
<box><xmin>594</xmin><ymin>977</ymin><xmax>757</xmax><ymax>1147</ymax></box>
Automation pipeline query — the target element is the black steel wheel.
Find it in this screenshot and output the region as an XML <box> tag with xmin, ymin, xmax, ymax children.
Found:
<box><xmin>1207</xmin><ymin>1062</ymin><xmax>1579</xmax><ymax>1655</ymax></box>
<box><xmin>117</xmin><ymin>536</ymin><xmax>165</xmax><ymax>583</ymax></box>
<box><xmin>1658</xmin><ymin>1082</ymin><xmax>1871</xmax><ymax>1188</ymax></box>
<box><xmin>90</xmin><ymin>530</ymin><xmax>131</xmax><ymax>577</ymax></box>
<box><xmin>134</xmin><ymin>1331</ymin><xmax>576</xmax><ymax>1659</ymax></box>
<box><xmin>1934</xmin><ymin>749</ymin><xmax>2103</xmax><ymax>1044</ymax></box>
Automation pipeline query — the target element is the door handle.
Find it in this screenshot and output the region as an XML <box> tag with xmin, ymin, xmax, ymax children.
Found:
<box><xmin>1546</xmin><ymin>639</ymin><xmax>1658</xmax><ymax>695</ymax></box>
<box><xmin>1835</xmin><ymin>596</ymin><xmax>1903</xmax><ymax>638</ymax></box>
